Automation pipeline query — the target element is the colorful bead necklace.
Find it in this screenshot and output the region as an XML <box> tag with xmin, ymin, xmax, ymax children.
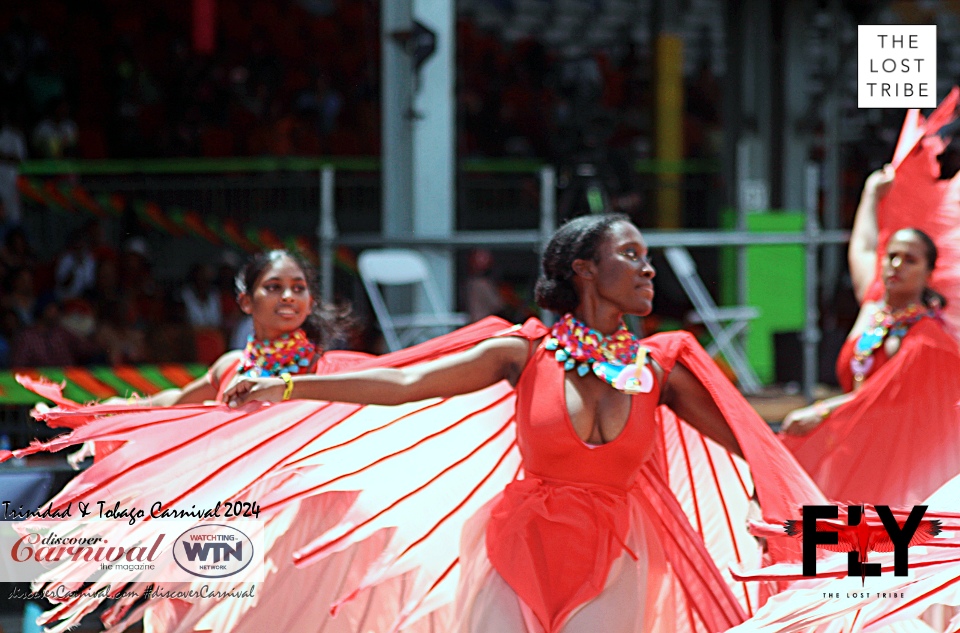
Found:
<box><xmin>545</xmin><ymin>313</ymin><xmax>654</xmax><ymax>394</ymax></box>
<box><xmin>238</xmin><ymin>329</ymin><xmax>319</xmax><ymax>378</ymax></box>
<box><xmin>851</xmin><ymin>302</ymin><xmax>933</xmax><ymax>385</ymax></box>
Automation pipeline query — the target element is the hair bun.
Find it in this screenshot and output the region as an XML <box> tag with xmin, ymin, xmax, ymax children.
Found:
<box><xmin>534</xmin><ymin>277</ymin><xmax>579</xmax><ymax>314</ymax></box>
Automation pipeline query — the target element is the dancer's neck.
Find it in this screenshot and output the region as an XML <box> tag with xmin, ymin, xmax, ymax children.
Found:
<box><xmin>883</xmin><ymin>293</ymin><xmax>923</xmax><ymax>312</ymax></box>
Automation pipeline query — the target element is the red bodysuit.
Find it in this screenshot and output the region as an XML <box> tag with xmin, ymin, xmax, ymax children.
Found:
<box><xmin>485</xmin><ymin>341</ymin><xmax>661</xmax><ymax>631</ymax></box>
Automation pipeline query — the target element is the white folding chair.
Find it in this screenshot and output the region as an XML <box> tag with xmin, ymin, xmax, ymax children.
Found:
<box><xmin>664</xmin><ymin>246</ymin><xmax>762</xmax><ymax>393</ymax></box>
<box><xmin>358</xmin><ymin>249</ymin><xmax>470</xmax><ymax>351</ymax></box>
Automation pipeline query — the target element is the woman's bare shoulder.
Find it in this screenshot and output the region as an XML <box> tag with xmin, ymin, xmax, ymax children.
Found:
<box><xmin>481</xmin><ymin>334</ymin><xmax>540</xmax><ymax>386</ymax></box>
<box><xmin>210</xmin><ymin>349</ymin><xmax>244</xmax><ymax>381</ymax></box>
<box><xmin>483</xmin><ymin>334</ymin><xmax>535</xmax><ymax>364</ymax></box>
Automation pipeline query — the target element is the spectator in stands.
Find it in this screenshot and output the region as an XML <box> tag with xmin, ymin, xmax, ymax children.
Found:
<box><xmin>4</xmin><ymin>11</ymin><xmax>49</xmax><ymax>81</ymax></box>
<box><xmin>94</xmin><ymin>298</ymin><xmax>147</xmax><ymax>366</ymax></box>
<box><xmin>0</xmin><ymin>226</ymin><xmax>34</xmax><ymax>284</ymax></box>
<box><xmin>60</xmin><ymin>297</ymin><xmax>98</xmax><ymax>343</ymax></box>
<box><xmin>265</xmin><ymin>98</ymin><xmax>323</xmax><ymax>156</ymax></box>
<box><xmin>25</xmin><ymin>51</ymin><xmax>64</xmax><ymax>116</ymax></box>
<box><xmin>180</xmin><ymin>262</ymin><xmax>222</xmax><ymax>329</ymax></box>
<box><xmin>237</xmin><ymin>79</ymin><xmax>273</xmax><ymax>122</ymax></box>
<box><xmin>54</xmin><ymin>225</ymin><xmax>97</xmax><ymax>301</ymax></box>
<box><xmin>216</xmin><ymin>251</ymin><xmax>244</xmax><ymax>344</ymax></box>
<box><xmin>464</xmin><ymin>248</ymin><xmax>507</xmax><ymax>323</ymax></box>
<box><xmin>119</xmin><ymin>237</ymin><xmax>164</xmax><ymax>327</ymax></box>
<box><xmin>10</xmin><ymin>295</ymin><xmax>100</xmax><ymax>367</ymax></box>
<box><xmin>84</xmin><ymin>256</ymin><xmax>121</xmax><ymax>312</ymax></box>
<box><xmin>0</xmin><ymin>307</ymin><xmax>17</xmax><ymax>368</ymax></box>
<box><xmin>2</xmin><ymin>267</ymin><xmax>37</xmax><ymax>327</ymax></box>
<box><xmin>295</xmin><ymin>71</ymin><xmax>342</xmax><ymax>143</ymax></box>
<box><xmin>109</xmin><ymin>40</ymin><xmax>162</xmax><ymax>157</ymax></box>
<box><xmin>31</xmin><ymin>97</ymin><xmax>78</xmax><ymax>158</ymax></box>
<box><xmin>0</xmin><ymin>108</ymin><xmax>27</xmax><ymax>227</ymax></box>
<box><xmin>0</xmin><ymin>199</ymin><xmax>12</xmax><ymax>244</ymax></box>
<box><xmin>85</xmin><ymin>218</ymin><xmax>117</xmax><ymax>263</ymax></box>
<box><xmin>2</xmin><ymin>11</ymin><xmax>48</xmax><ymax>125</ymax></box>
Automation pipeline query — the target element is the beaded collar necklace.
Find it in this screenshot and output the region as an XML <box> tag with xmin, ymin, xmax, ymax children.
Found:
<box><xmin>545</xmin><ymin>313</ymin><xmax>654</xmax><ymax>394</ymax></box>
<box><xmin>238</xmin><ymin>329</ymin><xmax>319</xmax><ymax>377</ymax></box>
<box><xmin>851</xmin><ymin>302</ymin><xmax>933</xmax><ymax>385</ymax></box>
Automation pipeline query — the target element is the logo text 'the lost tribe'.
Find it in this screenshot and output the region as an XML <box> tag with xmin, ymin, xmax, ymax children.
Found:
<box><xmin>785</xmin><ymin>505</ymin><xmax>940</xmax><ymax>580</ymax></box>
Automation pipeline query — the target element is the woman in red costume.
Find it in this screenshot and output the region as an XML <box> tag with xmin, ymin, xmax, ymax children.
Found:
<box><xmin>725</xmin><ymin>92</ymin><xmax>960</xmax><ymax>633</ymax></box>
<box><xmin>221</xmin><ymin>215</ymin><xmax>825</xmax><ymax>632</ymax></box>
<box><xmin>9</xmin><ymin>249</ymin><xmax>446</xmax><ymax>633</ymax></box>
<box><xmin>779</xmin><ymin>101</ymin><xmax>960</xmax><ymax>508</ymax></box>
<box><xmin>5</xmin><ymin>216</ymin><xmax>824</xmax><ymax>632</ymax></box>
<box><xmin>60</xmin><ymin>249</ymin><xmax>361</xmax><ymax>464</ymax></box>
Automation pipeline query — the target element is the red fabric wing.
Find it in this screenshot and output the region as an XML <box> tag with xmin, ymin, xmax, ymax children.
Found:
<box><xmin>784</xmin><ymin>318</ymin><xmax>960</xmax><ymax>507</ymax></box>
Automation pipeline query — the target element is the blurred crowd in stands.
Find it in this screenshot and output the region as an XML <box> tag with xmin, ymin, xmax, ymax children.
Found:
<box><xmin>0</xmin><ymin>0</ymin><xmax>722</xmax><ymax>163</ymax></box>
<box><xmin>0</xmin><ymin>0</ymin><xmax>726</xmax><ymax>368</ymax></box>
<box><xmin>0</xmin><ymin>217</ymin><xmax>257</xmax><ymax>369</ymax></box>
<box><xmin>0</xmin><ymin>215</ymin><xmax>541</xmax><ymax>368</ymax></box>
<box><xmin>0</xmin><ymin>1</ymin><xmax>379</xmax><ymax>159</ymax></box>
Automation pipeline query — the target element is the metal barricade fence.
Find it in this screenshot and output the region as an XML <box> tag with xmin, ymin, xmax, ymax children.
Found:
<box><xmin>19</xmin><ymin>157</ymin><xmax>845</xmax><ymax>399</ymax></box>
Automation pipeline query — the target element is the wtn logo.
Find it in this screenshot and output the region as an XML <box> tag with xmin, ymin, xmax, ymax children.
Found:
<box><xmin>180</xmin><ymin>541</ymin><xmax>243</xmax><ymax>564</ymax></box>
<box><xmin>784</xmin><ymin>505</ymin><xmax>940</xmax><ymax>583</ymax></box>
<box><xmin>173</xmin><ymin>524</ymin><xmax>255</xmax><ymax>579</ymax></box>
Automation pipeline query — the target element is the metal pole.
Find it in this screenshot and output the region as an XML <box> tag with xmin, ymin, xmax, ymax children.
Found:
<box><xmin>332</xmin><ymin>229</ymin><xmax>850</xmax><ymax>249</ymax></box>
<box><xmin>319</xmin><ymin>165</ymin><xmax>336</xmax><ymax>304</ymax></box>
<box><xmin>821</xmin><ymin>0</ymin><xmax>843</xmax><ymax>305</ymax></box>
<box><xmin>539</xmin><ymin>166</ymin><xmax>557</xmax><ymax>247</ymax></box>
<box><xmin>803</xmin><ymin>162</ymin><xmax>821</xmax><ymax>401</ymax></box>
<box><xmin>539</xmin><ymin>165</ymin><xmax>557</xmax><ymax>325</ymax></box>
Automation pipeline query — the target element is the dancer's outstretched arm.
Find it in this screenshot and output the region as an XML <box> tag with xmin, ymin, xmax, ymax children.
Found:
<box><xmin>102</xmin><ymin>351</ymin><xmax>240</xmax><ymax>406</ymax></box>
<box><xmin>224</xmin><ymin>337</ymin><xmax>531</xmax><ymax>407</ymax></box>
<box><xmin>170</xmin><ymin>350</ymin><xmax>245</xmax><ymax>404</ymax></box>
<box><xmin>780</xmin><ymin>392</ymin><xmax>855</xmax><ymax>436</ymax></box>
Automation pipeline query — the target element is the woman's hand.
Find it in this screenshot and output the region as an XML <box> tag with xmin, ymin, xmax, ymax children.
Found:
<box><xmin>780</xmin><ymin>406</ymin><xmax>825</xmax><ymax>436</ymax></box>
<box><xmin>224</xmin><ymin>377</ymin><xmax>285</xmax><ymax>407</ymax></box>
<box><xmin>864</xmin><ymin>164</ymin><xmax>895</xmax><ymax>199</ymax></box>
<box><xmin>745</xmin><ymin>492</ymin><xmax>768</xmax><ymax>552</ymax></box>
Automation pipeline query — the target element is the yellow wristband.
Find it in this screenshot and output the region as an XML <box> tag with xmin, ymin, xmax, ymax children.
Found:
<box><xmin>280</xmin><ymin>373</ymin><xmax>294</xmax><ymax>401</ymax></box>
<box><xmin>812</xmin><ymin>400</ymin><xmax>830</xmax><ymax>420</ymax></box>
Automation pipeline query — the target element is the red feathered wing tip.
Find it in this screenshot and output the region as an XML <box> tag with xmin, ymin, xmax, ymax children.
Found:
<box><xmin>783</xmin><ymin>519</ymin><xmax>862</xmax><ymax>554</ymax></box>
<box><xmin>783</xmin><ymin>517</ymin><xmax>942</xmax><ymax>553</ymax></box>
<box><xmin>15</xmin><ymin>374</ymin><xmax>78</xmax><ymax>410</ymax></box>
<box><xmin>869</xmin><ymin>87</ymin><xmax>960</xmax><ymax>341</ymax></box>
<box><xmin>870</xmin><ymin>520</ymin><xmax>942</xmax><ymax>552</ymax></box>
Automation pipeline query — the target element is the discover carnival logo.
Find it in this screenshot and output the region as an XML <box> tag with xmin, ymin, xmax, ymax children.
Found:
<box><xmin>0</xmin><ymin>518</ymin><xmax>265</xmax><ymax>583</ymax></box>
<box><xmin>173</xmin><ymin>524</ymin><xmax>255</xmax><ymax>578</ymax></box>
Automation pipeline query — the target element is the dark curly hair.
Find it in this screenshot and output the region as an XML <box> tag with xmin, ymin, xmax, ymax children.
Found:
<box><xmin>235</xmin><ymin>249</ymin><xmax>352</xmax><ymax>348</ymax></box>
<box><xmin>894</xmin><ymin>228</ymin><xmax>948</xmax><ymax>309</ymax></box>
<box><xmin>534</xmin><ymin>213</ymin><xmax>631</xmax><ymax>314</ymax></box>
